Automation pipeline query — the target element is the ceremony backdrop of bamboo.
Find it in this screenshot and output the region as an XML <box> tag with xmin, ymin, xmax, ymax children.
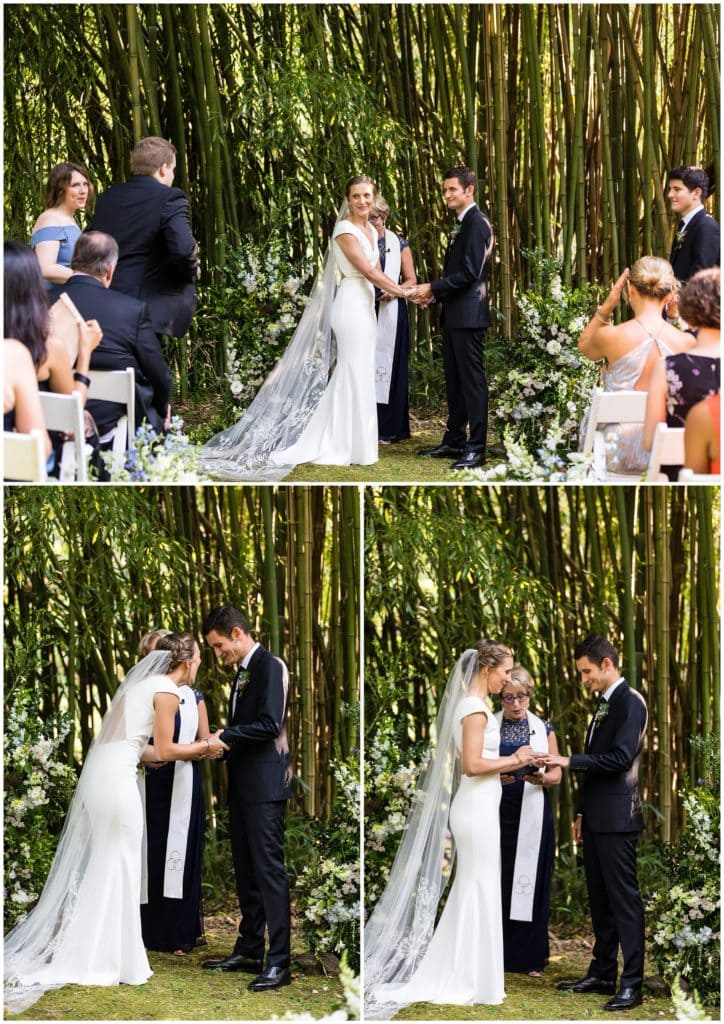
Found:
<box><xmin>3</xmin><ymin>486</ymin><xmax>360</xmax><ymax>827</ymax></box>
<box><xmin>364</xmin><ymin>485</ymin><xmax>720</xmax><ymax>846</ymax></box>
<box><xmin>4</xmin><ymin>3</ymin><xmax>719</xmax><ymax>356</ymax></box>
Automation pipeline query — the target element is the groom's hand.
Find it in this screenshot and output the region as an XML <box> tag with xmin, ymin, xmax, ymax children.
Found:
<box><xmin>572</xmin><ymin>815</ymin><xmax>583</xmax><ymax>844</ymax></box>
<box><xmin>536</xmin><ymin>754</ymin><xmax>570</xmax><ymax>768</ymax></box>
<box><xmin>411</xmin><ymin>282</ymin><xmax>434</xmax><ymax>307</ymax></box>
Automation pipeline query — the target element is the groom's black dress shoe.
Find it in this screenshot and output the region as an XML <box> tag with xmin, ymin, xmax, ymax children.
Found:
<box><xmin>557</xmin><ymin>976</ymin><xmax>616</xmax><ymax>994</ymax></box>
<box><xmin>248</xmin><ymin>965</ymin><xmax>292</xmax><ymax>991</ymax></box>
<box><xmin>202</xmin><ymin>952</ymin><xmax>263</xmax><ymax>972</ymax></box>
<box><xmin>417</xmin><ymin>444</ymin><xmax>464</xmax><ymax>458</ymax></box>
<box><xmin>451</xmin><ymin>451</ymin><xmax>486</xmax><ymax>470</ymax></box>
<box><xmin>604</xmin><ymin>987</ymin><xmax>643</xmax><ymax>1011</ymax></box>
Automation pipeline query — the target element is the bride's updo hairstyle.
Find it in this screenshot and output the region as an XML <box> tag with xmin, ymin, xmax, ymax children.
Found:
<box><xmin>475</xmin><ymin>637</ymin><xmax>513</xmax><ymax>670</ymax></box>
<box><xmin>628</xmin><ymin>256</ymin><xmax>678</xmax><ymax>301</ymax></box>
<box><xmin>345</xmin><ymin>174</ymin><xmax>376</xmax><ymax>197</ymax></box>
<box><xmin>154</xmin><ymin>631</ymin><xmax>197</xmax><ymax>669</ymax></box>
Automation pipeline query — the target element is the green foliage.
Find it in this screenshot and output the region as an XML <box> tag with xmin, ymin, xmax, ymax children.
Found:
<box><xmin>4</xmin><ymin>618</ymin><xmax>76</xmax><ymax>931</ymax></box>
<box><xmin>647</xmin><ymin>736</ymin><xmax>720</xmax><ymax>1004</ymax></box>
<box><xmin>478</xmin><ymin>249</ymin><xmax>602</xmax><ymax>480</ymax></box>
<box><xmin>294</xmin><ymin>760</ymin><xmax>360</xmax><ymax>971</ymax></box>
<box><xmin>363</xmin><ymin>722</ymin><xmax>424</xmax><ymax>912</ymax></box>
<box><xmin>195</xmin><ymin>238</ymin><xmax>313</xmax><ymax>421</ymax></box>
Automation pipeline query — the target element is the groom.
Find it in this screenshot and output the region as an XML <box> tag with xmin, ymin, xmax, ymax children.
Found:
<box><xmin>539</xmin><ymin>635</ymin><xmax>648</xmax><ymax>1012</ymax></box>
<box><xmin>201</xmin><ymin>606</ymin><xmax>293</xmax><ymax>991</ymax></box>
<box><xmin>414</xmin><ymin>166</ymin><xmax>494</xmax><ymax>470</ymax></box>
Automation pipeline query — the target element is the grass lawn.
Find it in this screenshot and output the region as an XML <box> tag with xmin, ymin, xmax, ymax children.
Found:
<box><xmin>7</xmin><ymin>914</ymin><xmax>347</xmax><ymax>1021</ymax></box>
<box><xmin>391</xmin><ymin>948</ymin><xmax>685</xmax><ymax>1021</ymax></box>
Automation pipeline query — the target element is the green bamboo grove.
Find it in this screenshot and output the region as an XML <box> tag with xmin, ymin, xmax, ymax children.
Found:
<box><xmin>3</xmin><ymin>486</ymin><xmax>360</xmax><ymax>824</ymax></box>
<box><xmin>364</xmin><ymin>485</ymin><xmax>720</xmax><ymax>846</ymax></box>
<box><xmin>5</xmin><ymin>3</ymin><xmax>719</xmax><ymax>360</ymax></box>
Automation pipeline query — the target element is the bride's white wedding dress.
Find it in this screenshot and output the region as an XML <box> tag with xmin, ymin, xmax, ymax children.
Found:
<box><xmin>270</xmin><ymin>219</ymin><xmax>378</xmax><ymax>468</ymax></box>
<box><xmin>4</xmin><ymin>664</ymin><xmax>179</xmax><ymax>1013</ymax></box>
<box><xmin>198</xmin><ymin>217</ymin><xmax>379</xmax><ymax>480</ymax></box>
<box><xmin>372</xmin><ymin>695</ymin><xmax>505</xmax><ymax>1009</ymax></box>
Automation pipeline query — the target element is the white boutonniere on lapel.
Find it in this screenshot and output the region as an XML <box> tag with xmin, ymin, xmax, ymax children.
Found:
<box><xmin>673</xmin><ymin>228</ymin><xmax>687</xmax><ymax>253</ymax></box>
<box><xmin>592</xmin><ymin>701</ymin><xmax>610</xmax><ymax>728</ymax></box>
<box><xmin>448</xmin><ymin>224</ymin><xmax>462</xmax><ymax>247</ymax></box>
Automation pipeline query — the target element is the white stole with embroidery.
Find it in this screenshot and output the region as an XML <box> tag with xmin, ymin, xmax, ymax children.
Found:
<box><xmin>495</xmin><ymin>708</ymin><xmax>549</xmax><ymax>921</ymax></box>
<box><xmin>140</xmin><ymin>685</ymin><xmax>199</xmax><ymax>902</ymax></box>
<box><xmin>375</xmin><ymin>229</ymin><xmax>401</xmax><ymax>403</ymax></box>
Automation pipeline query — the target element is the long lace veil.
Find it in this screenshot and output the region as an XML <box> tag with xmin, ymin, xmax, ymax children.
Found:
<box><xmin>198</xmin><ymin>203</ymin><xmax>349</xmax><ymax>481</ymax></box>
<box><xmin>4</xmin><ymin>650</ymin><xmax>172</xmax><ymax>1013</ymax></box>
<box><xmin>364</xmin><ymin>649</ymin><xmax>481</xmax><ymax>1018</ymax></box>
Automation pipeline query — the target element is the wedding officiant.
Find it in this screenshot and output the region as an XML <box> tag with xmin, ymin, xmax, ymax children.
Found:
<box><xmin>497</xmin><ymin>665</ymin><xmax>560</xmax><ymax>977</ymax></box>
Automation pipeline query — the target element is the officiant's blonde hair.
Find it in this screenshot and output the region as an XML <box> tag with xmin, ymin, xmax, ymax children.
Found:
<box><xmin>507</xmin><ymin>664</ymin><xmax>534</xmax><ymax>694</ymax></box>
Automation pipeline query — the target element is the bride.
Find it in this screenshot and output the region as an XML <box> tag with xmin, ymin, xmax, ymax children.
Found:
<box><xmin>4</xmin><ymin>633</ymin><xmax>227</xmax><ymax>1013</ymax></box>
<box><xmin>364</xmin><ymin>639</ymin><xmax>537</xmax><ymax>1018</ymax></box>
<box><xmin>198</xmin><ymin>175</ymin><xmax>412</xmax><ymax>480</ymax></box>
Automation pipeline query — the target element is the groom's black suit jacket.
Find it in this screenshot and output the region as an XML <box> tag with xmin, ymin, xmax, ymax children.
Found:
<box><xmin>89</xmin><ymin>174</ymin><xmax>199</xmax><ymax>338</ymax></box>
<box><xmin>220</xmin><ymin>644</ymin><xmax>293</xmax><ymax>804</ymax></box>
<box><xmin>669</xmin><ymin>209</ymin><xmax>720</xmax><ymax>283</ymax></box>
<box><xmin>570</xmin><ymin>680</ymin><xmax>647</xmax><ymax>832</ymax></box>
<box><xmin>430</xmin><ymin>205</ymin><xmax>493</xmax><ymax>329</ymax></box>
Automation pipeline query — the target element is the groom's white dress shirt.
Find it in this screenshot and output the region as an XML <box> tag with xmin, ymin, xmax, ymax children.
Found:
<box><xmin>231</xmin><ymin>642</ymin><xmax>260</xmax><ymax>717</ymax></box>
<box><xmin>457</xmin><ymin>201</ymin><xmax>477</xmax><ymax>223</ymax></box>
<box><xmin>601</xmin><ymin>676</ymin><xmax>625</xmax><ymax>702</ymax></box>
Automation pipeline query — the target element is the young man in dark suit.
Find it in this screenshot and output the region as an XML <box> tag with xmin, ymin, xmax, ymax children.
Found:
<box><xmin>202</xmin><ymin>606</ymin><xmax>293</xmax><ymax>992</ymax></box>
<box><xmin>89</xmin><ymin>136</ymin><xmax>199</xmax><ymax>340</ymax></box>
<box><xmin>61</xmin><ymin>231</ymin><xmax>172</xmax><ymax>437</ymax></box>
<box><xmin>413</xmin><ymin>166</ymin><xmax>494</xmax><ymax>469</ymax></box>
<box><xmin>539</xmin><ymin>635</ymin><xmax>648</xmax><ymax>1012</ymax></box>
<box><xmin>668</xmin><ymin>166</ymin><xmax>720</xmax><ymax>288</ymax></box>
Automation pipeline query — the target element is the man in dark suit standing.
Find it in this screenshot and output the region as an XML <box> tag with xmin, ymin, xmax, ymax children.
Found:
<box><xmin>61</xmin><ymin>231</ymin><xmax>172</xmax><ymax>437</ymax></box>
<box><xmin>89</xmin><ymin>136</ymin><xmax>199</xmax><ymax>339</ymax></box>
<box><xmin>668</xmin><ymin>166</ymin><xmax>720</xmax><ymax>290</ymax></box>
<box><xmin>413</xmin><ymin>166</ymin><xmax>494</xmax><ymax>470</ymax></box>
<box><xmin>201</xmin><ymin>606</ymin><xmax>293</xmax><ymax>992</ymax></box>
<box><xmin>539</xmin><ymin>635</ymin><xmax>648</xmax><ymax>1012</ymax></box>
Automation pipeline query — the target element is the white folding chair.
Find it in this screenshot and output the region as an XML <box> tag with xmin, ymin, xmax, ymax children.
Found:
<box><xmin>677</xmin><ymin>467</ymin><xmax>721</xmax><ymax>483</ymax></box>
<box><xmin>581</xmin><ymin>389</ymin><xmax>648</xmax><ymax>481</ymax></box>
<box><xmin>38</xmin><ymin>391</ymin><xmax>87</xmax><ymax>482</ymax></box>
<box><xmin>4</xmin><ymin>429</ymin><xmax>48</xmax><ymax>482</ymax></box>
<box><xmin>87</xmin><ymin>368</ymin><xmax>136</xmax><ymax>469</ymax></box>
<box><xmin>645</xmin><ymin>424</ymin><xmax>685</xmax><ymax>481</ymax></box>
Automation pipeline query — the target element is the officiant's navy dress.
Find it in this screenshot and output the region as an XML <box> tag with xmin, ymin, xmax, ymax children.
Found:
<box><xmin>141</xmin><ymin>688</ymin><xmax>206</xmax><ymax>952</ymax></box>
<box><xmin>499</xmin><ymin>716</ymin><xmax>555</xmax><ymax>973</ymax></box>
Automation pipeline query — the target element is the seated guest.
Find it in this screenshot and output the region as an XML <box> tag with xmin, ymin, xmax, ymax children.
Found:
<box><xmin>683</xmin><ymin>395</ymin><xmax>720</xmax><ymax>475</ymax></box>
<box><xmin>4</xmin><ymin>241</ymin><xmax>101</xmax><ymax>405</ymax></box>
<box><xmin>643</xmin><ymin>267</ymin><xmax>720</xmax><ymax>471</ymax></box>
<box><xmin>369</xmin><ymin>196</ymin><xmax>416</xmax><ymax>444</ymax></box>
<box><xmin>61</xmin><ymin>231</ymin><xmax>173</xmax><ymax>440</ymax></box>
<box><xmin>3</xmin><ymin>338</ymin><xmax>52</xmax><ymax>461</ymax></box>
<box><xmin>30</xmin><ymin>163</ymin><xmax>93</xmax><ymax>290</ymax></box>
<box><xmin>89</xmin><ymin>136</ymin><xmax>199</xmax><ymax>340</ymax></box>
<box><xmin>578</xmin><ymin>257</ymin><xmax>692</xmax><ymax>474</ymax></box>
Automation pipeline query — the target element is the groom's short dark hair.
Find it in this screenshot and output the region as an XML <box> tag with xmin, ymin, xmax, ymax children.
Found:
<box><xmin>669</xmin><ymin>165</ymin><xmax>709</xmax><ymax>200</ymax></box>
<box><xmin>573</xmin><ymin>635</ymin><xmax>619</xmax><ymax>668</ymax></box>
<box><xmin>443</xmin><ymin>166</ymin><xmax>476</xmax><ymax>191</ymax></box>
<box><xmin>202</xmin><ymin>605</ymin><xmax>250</xmax><ymax>638</ymax></box>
